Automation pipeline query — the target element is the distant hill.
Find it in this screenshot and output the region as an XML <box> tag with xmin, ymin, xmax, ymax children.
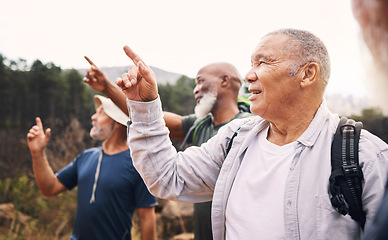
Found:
<box><xmin>77</xmin><ymin>65</ymin><xmax>183</xmax><ymax>85</ymax></box>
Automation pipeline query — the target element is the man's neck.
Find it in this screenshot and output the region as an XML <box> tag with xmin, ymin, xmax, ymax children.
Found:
<box><xmin>266</xmin><ymin>106</ymin><xmax>319</xmax><ymax>146</ymax></box>
<box><xmin>211</xmin><ymin>103</ymin><xmax>240</xmax><ymax>126</ymax></box>
<box><xmin>102</xmin><ymin>129</ymin><xmax>128</xmax><ymax>155</ymax></box>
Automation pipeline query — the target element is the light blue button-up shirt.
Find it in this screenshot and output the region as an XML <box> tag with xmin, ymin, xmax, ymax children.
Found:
<box><xmin>127</xmin><ymin>97</ymin><xmax>388</xmax><ymax>240</ymax></box>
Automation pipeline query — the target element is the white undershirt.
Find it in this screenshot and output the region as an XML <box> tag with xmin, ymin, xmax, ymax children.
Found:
<box><xmin>225</xmin><ymin>127</ymin><xmax>296</xmax><ymax>240</ymax></box>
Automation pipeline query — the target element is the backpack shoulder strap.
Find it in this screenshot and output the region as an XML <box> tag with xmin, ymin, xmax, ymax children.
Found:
<box><xmin>178</xmin><ymin>115</ymin><xmax>211</xmax><ymax>151</ymax></box>
<box><xmin>191</xmin><ymin>116</ymin><xmax>211</xmax><ymax>144</ymax></box>
<box><xmin>329</xmin><ymin>117</ymin><xmax>366</xmax><ymax>229</ymax></box>
<box><xmin>225</xmin><ymin>117</ymin><xmax>256</xmax><ymax>156</ymax></box>
<box><xmin>179</xmin><ymin>112</ymin><xmax>253</xmax><ymax>151</ymax></box>
<box><xmin>226</xmin><ymin>127</ymin><xmax>241</xmax><ymax>155</ymax></box>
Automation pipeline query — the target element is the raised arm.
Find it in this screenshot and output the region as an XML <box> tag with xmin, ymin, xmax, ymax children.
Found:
<box><xmin>27</xmin><ymin>117</ymin><xmax>67</xmax><ymax>197</ymax></box>
<box><xmin>83</xmin><ymin>56</ymin><xmax>129</xmax><ymax>116</ymax></box>
<box><xmin>115</xmin><ymin>46</ymin><xmax>226</xmax><ymax>202</ymax></box>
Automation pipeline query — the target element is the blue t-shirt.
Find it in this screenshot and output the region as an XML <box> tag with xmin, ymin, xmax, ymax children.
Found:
<box><xmin>56</xmin><ymin>147</ymin><xmax>157</xmax><ymax>240</ymax></box>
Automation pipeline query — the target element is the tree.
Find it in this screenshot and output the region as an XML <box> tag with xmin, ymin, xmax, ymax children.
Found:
<box><xmin>159</xmin><ymin>75</ymin><xmax>196</xmax><ymax>115</ymax></box>
<box><xmin>0</xmin><ymin>55</ymin><xmax>12</xmax><ymax>128</ymax></box>
<box><xmin>349</xmin><ymin>107</ymin><xmax>388</xmax><ymax>143</ymax></box>
<box><xmin>62</xmin><ymin>69</ymin><xmax>95</xmax><ymax>129</ymax></box>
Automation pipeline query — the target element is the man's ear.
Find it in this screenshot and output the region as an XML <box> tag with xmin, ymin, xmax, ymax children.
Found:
<box><xmin>220</xmin><ymin>75</ymin><xmax>229</xmax><ymax>87</ymax></box>
<box><xmin>300</xmin><ymin>62</ymin><xmax>319</xmax><ymax>88</ymax></box>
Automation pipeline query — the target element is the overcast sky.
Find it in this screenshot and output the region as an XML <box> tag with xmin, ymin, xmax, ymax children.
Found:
<box><xmin>1</xmin><ymin>0</ymin><xmax>370</xmax><ymax>97</ymax></box>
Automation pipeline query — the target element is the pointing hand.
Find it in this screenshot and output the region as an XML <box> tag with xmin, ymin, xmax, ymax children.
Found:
<box><xmin>83</xmin><ymin>56</ymin><xmax>110</xmax><ymax>93</ymax></box>
<box><xmin>27</xmin><ymin>117</ymin><xmax>51</xmax><ymax>156</ymax></box>
<box><xmin>116</xmin><ymin>46</ymin><xmax>158</xmax><ymax>102</ymax></box>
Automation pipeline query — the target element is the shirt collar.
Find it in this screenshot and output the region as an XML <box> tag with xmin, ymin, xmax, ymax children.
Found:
<box><xmin>297</xmin><ymin>99</ymin><xmax>333</xmax><ymax>147</ymax></box>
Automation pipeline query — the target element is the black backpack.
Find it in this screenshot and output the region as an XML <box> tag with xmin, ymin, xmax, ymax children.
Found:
<box><xmin>329</xmin><ymin>117</ymin><xmax>366</xmax><ymax>230</ymax></box>
<box><xmin>225</xmin><ymin>117</ymin><xmax>366</xmax><ymax>229</ymax></box>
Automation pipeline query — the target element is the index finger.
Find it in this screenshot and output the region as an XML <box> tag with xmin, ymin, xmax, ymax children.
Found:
<box><xmin>123</xmin><ymin>45</ymin><xmax>144</xmax><ymax>66</ymax></box>
<box><xmin>35</xmin><ymin>117</ymin><xmax>43</xmax><ymax>129</ymax></box>
<box><xmin>84</xmin><ymin>56</ymin><xmax>97</xmax><ymax>67</ymax></box>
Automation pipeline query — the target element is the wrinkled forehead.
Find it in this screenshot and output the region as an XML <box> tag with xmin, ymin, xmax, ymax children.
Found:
<box><xmin>251</xmin><ymin>34</ymin><xmax>291</xmax><ymax>60</ymax></box>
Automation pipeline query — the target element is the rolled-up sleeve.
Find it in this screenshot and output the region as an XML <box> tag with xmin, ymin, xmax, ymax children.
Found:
<box><xmin>126</xmin><ymin>97</ymin><xmax>226</xmax><ymax>203</ymax></box>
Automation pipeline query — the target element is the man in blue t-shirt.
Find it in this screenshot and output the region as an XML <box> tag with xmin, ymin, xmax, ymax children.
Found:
<box><xmin>27</xmin><ymin>95</ymin><xmax>157</xmax><ymax>240</ymax></box>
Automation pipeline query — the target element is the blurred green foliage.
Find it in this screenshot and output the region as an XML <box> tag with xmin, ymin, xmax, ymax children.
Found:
<box><xmin>0</xmin><ymin>54</ymin><xmax>195</xmax><ymax>239</ymax></box>
<box><xmin>0</xmin><ymin>176</ymin><xmax>77</xmax><ymax>239</ymax></box>
<box><xmin>158</xmin><ymin>75</ymin><xmax>196</xmax><ymax>115</ymax></box>
<box><xmin>349</xmin><ymin>107</ymin><xmax>388</xmax><ymax>143</ymax></box>
<box><xmin>0</xmin><ymin>55</ymin><xmax>96</xmax><ymax>132</ymax></box>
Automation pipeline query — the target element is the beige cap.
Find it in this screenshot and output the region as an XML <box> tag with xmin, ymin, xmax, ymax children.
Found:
<box><xmin>94</xmin><ymin>95</ymin><xmax>129</xmax><ymax>126</ymax></box>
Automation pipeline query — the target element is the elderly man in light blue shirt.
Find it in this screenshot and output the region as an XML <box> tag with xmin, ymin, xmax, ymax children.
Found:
<box><xmin>116</xmin><ymin>28</ymin><xmax>388</xmax><ymax>240</ymax></box>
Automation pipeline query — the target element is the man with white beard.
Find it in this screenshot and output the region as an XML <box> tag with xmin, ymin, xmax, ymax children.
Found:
<box><xmin>194</xmin><ymin>90</ymin><xmax>217</xmax><ymax>120</ymax></box>
<box><xmin>26</xmin><ymin>95</ymin><xmax>157</xmax><ymax>240</ymax></box>
<box><xmin>164</xmin><ymin>62</ymin><xmax>250</xmax><ymax>147</ymax></box>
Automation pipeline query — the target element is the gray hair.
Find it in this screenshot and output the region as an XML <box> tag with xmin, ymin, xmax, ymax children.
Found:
<box><xmin>265</xmin><ymin>29</ymin><xmax>331</xmax><ymax>87</ymax></box>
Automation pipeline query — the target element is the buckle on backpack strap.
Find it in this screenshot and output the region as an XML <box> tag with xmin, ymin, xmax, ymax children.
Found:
<box><xmin>331</xmin><ymin>193</ymin><xmax>349</xmax><ymax>215</ymax></box>
<box><xmin>342</xmin><ymin>164</ymin><xmax>362</xmax><ymax>178</ymax></box>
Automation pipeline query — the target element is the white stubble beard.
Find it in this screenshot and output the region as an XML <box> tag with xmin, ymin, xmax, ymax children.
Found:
<box><xmin>90</xmin><ymin>121</ymin><xmax>116</xmax><ymax>141</ymax></box>
<box><xmin>194</xmin><ymin>91</ymin><xmax>218</xmax><ymax>119</ymax></box>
